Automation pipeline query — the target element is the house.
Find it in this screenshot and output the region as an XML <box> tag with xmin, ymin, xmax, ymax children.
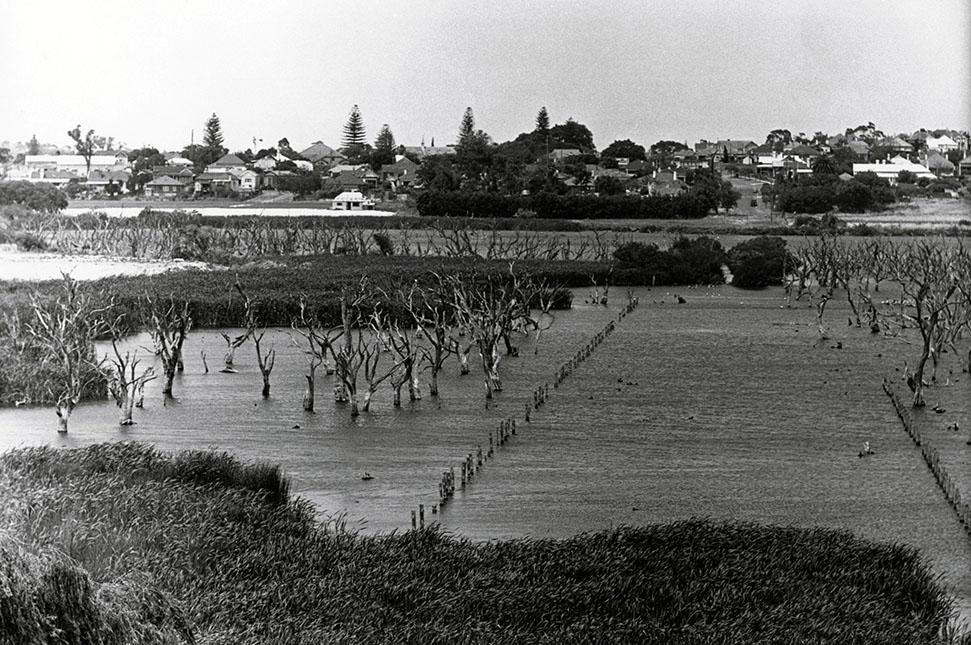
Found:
<box><xmin>852</xmin><ymin>160</ymin><xmax>934</xmax><ymax>184</ymax></box>
<box><xmin>402</xmin><ymin>144</ymin><xmax>456</xmax><ymax>159</ymax></box>
<box><xmin>925</xmin><ymin>135</ymin><xmax>959</xmax><ymax>153</ymax></box>
<box><xmin>845</xmin><ymin>140</ymin><xmax>871</xmax><ymax>160</ymax></box>
<box><xmin>872</xmin><ymin>136</ymin><xmax>914</xmax><ymax>159</ymax></box>
<box><xmin>194</xmin><ymin>172</ymin><xmax>240</xmax><ymax>194</ymax></box>
<box><xmin>152</xmin><ymin>166</ymin><xmax>195</xmax><ymax>187</ymax></box>
<box><xmin>959</xmin><ymin>153</ymin><xmax>971</xmax><ymax>177</ymax></box>
<box><xmin>380</xmin><ymin>157</ymin><xmax>420</xmax><ymax>190</ymax></box>
<box><xmin>86</xmin><ymin>169</ymin><xmax>130</xmax><ymax>194</ymax></box>
<box><xmin>253</xmin><ymin>155</ymin><xmax>278</xmax><ymax>171</ymax></box>
<box><xmin>329</xmin><ymin>163</ymin><xmax>368</xmax><ymax>177</ymax></box>
<box><xmin>238</xmin><ymin>168</ymin><xmax>261</xmax><ymax>193</ymax></box>
<box><xmin>925</xmin><ymin>152</ymin><xmax>955</xmax><ymax>177</ymax></box>
<box><xmin>299</xmin><ymin>141</ymin><xmax>344</xmax><ymax>167</ymax></box>
<box><xmin>696</xmin><ymin>140</ymin><xmax>757</xmax><ymax>164</ymax></box>
<box><xmin>164</xmin><ymin>154</ymin><xmax>194</xmax><ymax>166</ymax></box>
<box><xmin>334</xmin><ymin>170</ymin><xmax>368</xmax><ymax>192</ymax></box>
<box><xmin>144</xmin><ymin>175</ymin><xmax>186</xmax><ymax>198</ymax></box>
<box><xmin>205</xmin><ymin>153</ymin><xmax>247</xmax><ymax>174</ymax></box>
<box><xmin>548</xmin><ymin>148</ymin><xmax>583</xmax><ymax>163</ymax></box>
<box><xmin>785</xmin><ymin>144</ymin><xmax>821</xmax><ymax>165</ymax></box>
<box><xmin>23</xmin><ymin>153</ymin><xmax>128</xmax><ymax>177</ymax></box>
<box><xmin>331</xmin><ymin>191</ymin><xmax>375</xmax><ymax>211</ymax></box>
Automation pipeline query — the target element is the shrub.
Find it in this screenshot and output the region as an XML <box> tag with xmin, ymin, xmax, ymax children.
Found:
<box><xmin>372</xmin><ymin>231</ymin><xmax>394</xmax><ymax>255</ymax></box>
<box><xmin>727</xmin><ymin>236</ymin><xmax>792</xmax><ymax>289</ymax></box>
<box><xmin>835</xmin><ymin>180</ymin><xmax>875</xmax><ymax>212</ymax></box>
<box><xmin>0</xmin><ymin>181</ymin><xmax>68</xmax><ymax>214</ymax></box>
<box><xmin>613</xmin><ymin>238</ymin><xmax>726</xmax><ymax>285</ymax></box>
<box><xmin>13</xmin><ymin>231</ymin><xmax>48</xmax><ymax>252</ymax></box>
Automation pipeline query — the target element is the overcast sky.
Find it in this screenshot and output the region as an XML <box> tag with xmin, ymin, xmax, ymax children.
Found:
<box><xmin>1</xmin><ymin>0</ymin><xmax>968</xmax><ymax>153</ymax></box>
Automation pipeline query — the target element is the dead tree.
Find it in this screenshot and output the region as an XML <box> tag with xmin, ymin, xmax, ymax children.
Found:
<box><xmin>106</xmin><ymin>338</ymin><xmax>156</xmax><ymax>426</ymax></box>
<box><xmin>235</xmin><ymin>282</ymin><xmax>275</xmax><ymax>397</ymax></box>
<box><xmin>220</xmin><ymin>330</ymin><xmax>251</xmax><ymax>373</ymax></box>
<box><xmin>146</xmin><ymin>296</ymin><xmax>192</xmax><ymax>398</ymax></box>
<box><xmin>27</xmin><ymin>273</ymin><xmax>109</xmax><ymax>433</ymax></box>
<box><xmin>374</xmin><ymin>308</ymin><xmax>423</xmax><ymax>406</ymax></box>
<box><xmin>290</xmin><ymin>299</ymin><xmax>343</xmax><ymax>412</ymax></box>
<box><xmin>449</xmin><ymin>270</ymin><xmax>534</xmax><ymax>399</ymax></box>
<box><xmin>399</xmin><ymin>279</ymin><xmax>458</xmax><ymax>396</ymax></box>
<box><xmin>332</xmin><ymin>278</ymin><xmax>372</xmax><ymax>407</ymax></box>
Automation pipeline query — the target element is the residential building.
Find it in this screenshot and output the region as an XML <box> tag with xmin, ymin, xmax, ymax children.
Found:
<box><xmin>238</xmin><ymin>168</ymin><xmax>261</xmax><ymax>193</ymax></box>
<box><xmin>144</xmin><ymin>176</ymin><xmax>186</xmax><ymax>198</ymax></box>
<box><xmin>205</xmin><ymin>153</ymin><xmax>247</xmax><ymax>174</ymax></box>
<box><xmin>86</xmin><ymin>169</ymin><xmax>130</xmax><ymax>194</ymax></box>
<box><xmin>925</xmin><ymin>134</ymin><xmax>959</xmax><ymax>153</ymax></box>
<box><xmin>852</xmin><ymin>159</ymin><xmax>934</xmax><ymax>184</ymax></box>
<box><xmin>380</xmin><ymin>157</ymin><xmax>421</xmax><ymax>190</ymax></box>
<box><xmin>299</xmin><ymin>141</ymin><xmax>344</xmax><ymax>167</ymax></box>
<box><xmin>925</xmin><ymin>152</ymin><xmax>955</xmax><ymax>177</ymax></box>
<box><xmin>331</xmin><ymin>190</ymin><xmax>375</xmax><ymax>210</ymax></box>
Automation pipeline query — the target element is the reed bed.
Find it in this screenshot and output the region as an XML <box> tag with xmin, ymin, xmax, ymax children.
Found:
<box><xmin>0</xmin><ymin>442</ymin><xmax>958</xmax><ymax>643</ymax></box>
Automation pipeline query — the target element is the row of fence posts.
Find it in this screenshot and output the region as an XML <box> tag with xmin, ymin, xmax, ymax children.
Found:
<box><xmin>410</xmin><ymin>296</ymin><xmax>640</xmax><ymax>529</ymax></box>
<box><xmin>883</xmin><ymin>379</ymin><xmax>971</xmax><ymax>537</ymax></box>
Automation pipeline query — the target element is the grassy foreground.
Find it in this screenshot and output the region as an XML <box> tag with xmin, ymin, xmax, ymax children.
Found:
<box><xmin>0</xmin><ymin>443</ymin><xmax>958</xmax><ymax>644</ymax></box>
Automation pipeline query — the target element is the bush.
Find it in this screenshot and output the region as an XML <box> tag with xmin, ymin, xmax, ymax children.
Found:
<box><xmin>613</xmin><ymin>237</ymin><xmax>726</xmax><ymax>285</ymax></box>
<box><xmin>13</xmin><ymin>231</ymin><xmax>48</xmax><ymax>252</ymax></box>
<box><xmin>777</xmin><ymin>184</ymin><xmax>835</xmax><ymax>214</ymax></box>
<box><xmin>0</xmin><ymin>181</ymin><xmax>68</xmax><ymax>213</ymax></box>
<box><xmin>372</xmin><ymin>232</ymin><xmax>394</xmax><ymax>255</ymax></box>
<box><xmin>727</xmin><ymin>236</ymin><xmax>792</xmax><ymax>289</ymax></box>
<box><xmin>835</xmin><ymin>180</ymin><xmax>875</xmax><ymax>212</ymax></box>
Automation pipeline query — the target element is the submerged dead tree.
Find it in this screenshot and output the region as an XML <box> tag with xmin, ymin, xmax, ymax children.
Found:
<box><xmin>27</xmin><ymin>273</ymin><xmax>108</xmax><ymax>433</ymax></box>
<box><xmin>219</xmin><ymin>330</ymin><xmax>250</xmax><ymax>373</ymax></box>
<box><xmin>290</xmin><ymin>299</ymin><xmax>342</xmax><ymax>412</ymax></box>
<box><xmin>401</xmin><ymin>280</ymin><xmax>456</xmax><ymax>397</ymax></box>
<box><xmin>106</xmin><ymin>338</ymin><xmax>156</xmax><ymax>426</ymax></box>
<box><xmin>147</xmin><ymin>296</ymin><xmax>192</xmax><ymax>397</ymax></box>
<box><xmin>235</xmin><ymin>282</ymin><xmax>275</xmax><ymax>397</ymax></box>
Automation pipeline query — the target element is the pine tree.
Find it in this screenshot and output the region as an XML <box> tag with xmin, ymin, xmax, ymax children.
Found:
<box><xmin>204</xmin><ymin>113</ymin><xmax>224</xmax><ymax>149</ymax></box>
<box><xmin>535</xmin><ymin>107</ymin><xmax>550</xmax><ymax>133</ymax></box>
<box><xmin>375</xmin><ymin>124</ymin><xmax>395</xmax><ymax>152</ymax></box>
<box><xmin>458</xmin><ymin>107</ymin><xmax>475</xmax><ymax>146</ymax></box>
<box><xmin>27</xmin><ymin>134</ymin><xmax>40</xmax><ymax>155</ymax></box>
<box><xmin>342</xmin><ymin>105</ymin><xmax>366</xmax><ymax>149</ymax></box>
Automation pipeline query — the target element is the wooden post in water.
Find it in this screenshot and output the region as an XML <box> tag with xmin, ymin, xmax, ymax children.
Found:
<box><xmin>419</xmin><ymin>504</ymin><xmax>425</xmax><ymax>528</ymax></box>
<box><xmin>411</xmin><ymin>510</ymin><xmax>417</xmax><ymax>529</ymax></box>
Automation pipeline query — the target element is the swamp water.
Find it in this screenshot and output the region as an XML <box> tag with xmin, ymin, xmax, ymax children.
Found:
<box><xmin>2</xmin><ymin>286</ymin><xmax>969</xmax><ymax>618</ymax></box>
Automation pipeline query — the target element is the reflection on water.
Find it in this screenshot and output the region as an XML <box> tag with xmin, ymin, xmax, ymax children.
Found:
<box><xmin>1</xmin><ymin>287</ymin><xmax>968</xmax><ymax>618</ymax></box>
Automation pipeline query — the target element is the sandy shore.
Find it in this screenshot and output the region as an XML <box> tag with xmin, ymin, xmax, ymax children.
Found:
<box><xmin>0</xmin><ymin>248</ymin><xmax>212</xmax><ymax>282</ymax></box>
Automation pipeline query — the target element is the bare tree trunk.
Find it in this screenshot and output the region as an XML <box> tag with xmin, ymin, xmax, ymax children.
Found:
<box><xmin>303</xmin><ymin>369</ymin><xmax>316</xmax><ymax>412</ymax></box>
<box><xmin>262</xmin><ymin>374</ymin><xmax>271</xmax><ymax>398</ymax></box>
<box><xmin>459</xmin><ymin>351</ymin><xmax>470</xmax><ymax>375</ymax></box>
<box><xmin>409</xmin><ymin>374</ymin><xmax>421</xmax><ymax>401</ymax></box>
<box><xmin>430</xmin><ymin>368</ymin><xmax>439</xmax><ymax>396</ymax></box>
<box><xmin>393</xmin><ymin>384</ymin><xmax>402</xmax><ymax>407</ymax></box>
<box><xmin>162</xmin><ymin>365</ymin><xmax>176</xmax><ymax>397</ymax></box>
<box><xmin>56</xmin><ymin>404</ymin><xmax>71</xmax><ymax>434</ymax></box>
<box><xmin>913</xmin><ymin>349</ymin><xmax>930</xmax><ymax>408</ymax></box>
<box><xmin>119</xmin><ymin>389</ymin><xmax>135</xmax><ymax>425</ymax></box>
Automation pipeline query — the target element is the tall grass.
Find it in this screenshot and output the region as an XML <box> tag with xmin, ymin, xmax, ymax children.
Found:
<box><xmin>0</xmin><ymin>443</ymin><xmax>958</xmax><ymax>643</ymax></box>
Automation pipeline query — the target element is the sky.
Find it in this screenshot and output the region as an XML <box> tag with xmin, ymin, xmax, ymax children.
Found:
<box><xmin>1</xmin><ymin>0</ymin><xmax>969</xmax><ymax>153</ymax></box>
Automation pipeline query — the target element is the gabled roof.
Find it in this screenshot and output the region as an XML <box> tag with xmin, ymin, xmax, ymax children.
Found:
<box><xmin>145</xmin><ymin>176</ymin><xmax>185</xmax><ymax>187</ymax></box>
<box><xmin>715</xmin><ymin>140</ymin><xmax>757</xmax><ymax>154</ymax></box>
<box><xmin>299</xmin><ymin>141</ymin><xmax>342</xmax><ymax>162</ymax></box>
<box><xmin>333</xmin><ymin>191</ymin><xmax>368</xmax><ymax>201</ymax></box>
<box><xmin>212</xmin><ymin>153</ymin><xmax>246</xmax><ymax>166</ymax></box>
<box><xmin>787</xmin><ymin>144</ymin><xmax>820</xmax><ymax>157</ymax></box>
<box><xmin>752</xmin><ymin>143</ymin><xmax>775</xmax><ymax>155</ymax></box>
<box><xmin>846</xmin><ymin>140</ymin><xmax>870</xmax><ymax>154</ymax></box>
<box><xmin>925</xmin><ymin>152</ymin><xmax>955</xmax><ymax>171</ymax></box>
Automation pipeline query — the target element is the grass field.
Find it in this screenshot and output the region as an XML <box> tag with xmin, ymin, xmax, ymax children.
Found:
<box><xmin>0</xmin><ymin>442</ymin><xmax>959</xmax><ymax>643</ymax></box>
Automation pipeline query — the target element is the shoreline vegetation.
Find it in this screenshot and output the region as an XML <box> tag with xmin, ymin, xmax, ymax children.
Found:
<box><xmin>0</xmin><ymin>442</ymin><xmax>959</xmax><ymax>644</ymax></box>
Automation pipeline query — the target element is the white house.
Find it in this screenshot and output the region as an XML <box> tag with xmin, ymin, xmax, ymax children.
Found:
<box><xmin>331</xmin><ymin>191</ymin><xmax>375</xmax><ymax>211</ymax></box>
<box><xmin>23</xmin><ymin>153</ymin><xmax>128</xmax><ymax>176</ymax></box>
<box><xmin>205</xmin><ymin>153</ymin><xmax>247</xmax><ymax>174</ymax></box>
<box><xmin>852</xmin><ymin>159</ymin><xmax>934</xmax><ymax>185</ymax></box>
<box><xmin>925</xmin><ymin>135</ymin><xmax>959</xmax><ymax>153</ymax></box>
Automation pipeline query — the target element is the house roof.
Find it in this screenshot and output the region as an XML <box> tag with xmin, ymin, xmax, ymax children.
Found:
<box><xmin>299</xmin><ymin>141</ymin><xmax>342</xmax><ymax>162</ymax></box>
<box><xmin>153</xmin><ymin>166</ymin><xmax>194</xmax><ymax>178</ymax></box>
<box><xmin>716</xmin><ymin>140</ymin><xmax>757</xmax><ymax>154</ymax></box>
<box><xmin>145</xmin><ymin>176</ymin><xmax>185</xmax><ymax>187</ymax></box>
<box><xmin>212</xmin><ymin>153</ymin><xmax>246</xmax><ymax>166</ymax></box>
<box><xmin>925</xmin><ymin>152</ymin><xmax>955</xmax><ymax>171</ymax></box>
<box><xmin>333</xmin><ymin>191</ymin><xmax>368</xmax><ymax>202</ymax></box>
<box><xmin>787</xmin><ymin>144</ymin><xmax>820</xmax><ymax>157</ymax></box>
<box><xmin>335</xmin><ymin>170</ymin><xmax>367</xmax><ymax>186</ymax></box>
<box><xmin>752</xmin><ymin>143</ymin><xmax>775</xmax><ymax>155</ymax></box>
<box><xmin>878</xmin><ymin>137</ymin><xmax>913</xmax><ymax>150</ymax></box>
<box><xmin>846</xmin><ymin>140</ymin><xmax>870</xmax><ymax>154</ymax></box>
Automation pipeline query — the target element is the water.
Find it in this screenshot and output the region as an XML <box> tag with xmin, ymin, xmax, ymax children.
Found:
<box><xmin>2</xmin><ymin>286</ymin><xmax>969</xmax><ymax>617</ymax></box>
